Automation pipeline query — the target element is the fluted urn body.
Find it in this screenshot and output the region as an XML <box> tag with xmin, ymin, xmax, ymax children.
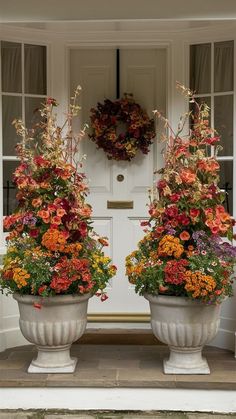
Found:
<box><xmin>144</xmin><ymin>294</ymin><xmax>221</xmax><ymax>374</ymax></box>
<box><xmin>14</xmin><ymin>293</ymin><xmax>91</xmax><ymax>373</ymax></box>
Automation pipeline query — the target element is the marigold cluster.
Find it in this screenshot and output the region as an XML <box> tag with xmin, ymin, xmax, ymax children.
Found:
<box><xmin>13</xmin><ymin>268</ymin><xmax>30</xmax><ymax>288</ymax></box>
<box><xmin>158</xmin><ymin>235</ymin><xmax>184</xmax><ymax>259</ymax></box>
<box><xmin>42</xmin><ymin>229</ymin><xmax>68</xmax><ymax>252</ymax></box>
<box><xmin>184</xmin><ymin>271</ymin><xmax>216</xmax><ymax>299</ymax></box>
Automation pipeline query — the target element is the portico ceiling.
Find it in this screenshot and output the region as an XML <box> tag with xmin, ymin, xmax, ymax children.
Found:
<box><xmin>1</xmin><ymin>0</ymin><xmax>236</xmax><ymax>22</ymax></box>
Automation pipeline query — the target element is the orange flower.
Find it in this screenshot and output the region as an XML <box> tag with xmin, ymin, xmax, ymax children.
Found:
<box><xmin>37</xmin><ymin>210</ymin><xmax>50</xmax><ymax>220</ymax></box>
<box><xmin>180</xmin><ymin>169</ymin><xmax>196</xmax><ymax>184</ymax></box>
<box><xmin>179</xmin><ymin>231</ymin><xmax>190</xmax><ymax>241</ymax></box>
<box><xmin>42</xmin><ymin>229</ymin><xmax>68</xmax><ymax>251</ymax></box>
<box><xmin>56</xmin><ymin>208</ymin><xmax>66</xmax><ymax>217</ymax></box>
<box><xmin>184</xmin><ymin>270</ymin><xmax>216</xmax><ymax>299</ymax></box>
<box><xmin>32</xmin><ymin>197</ymin><xmax>42</xmax><ymax>208</ymax></box>
<box><xmin>51</xmin><ymin>216</ymin><xmax>62</xmax><ymax>225</ymax></box>
<box><xmin>13</xmin><ymin>267</ymin><xmax>30</xmax><ymax>288</ymax></box>
<box><xmin>78</xmin><ymin>206</ymin><xmax>92</xmax><ymax>217</ymax></box>
<box><xmin>158</xmin><ymin>235</ymin><xmax>184</xmax><ymax>259</ymax></box>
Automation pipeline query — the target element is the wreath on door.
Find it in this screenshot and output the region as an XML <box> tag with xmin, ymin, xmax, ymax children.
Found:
<box><xmin>89</xmin><ymin>94</ymin><xmax>156</xmax><ymax>161</ymax></box>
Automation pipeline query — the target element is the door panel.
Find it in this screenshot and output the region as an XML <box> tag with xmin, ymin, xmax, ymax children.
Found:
<box><xmin>70</xmin><ymin>48</ymin><xmax>166</xmax><ymax>314</ymax></box>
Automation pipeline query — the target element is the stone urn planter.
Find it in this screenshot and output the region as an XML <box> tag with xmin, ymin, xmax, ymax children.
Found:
<box><xmin>144</xmin><ymin>294</ymin><xmax>222</xmax><ymax>374</ymax></box>
<box><xmin>14</xmin><ymin>293</ymin><xmax>91</xmax><ymax>373</ymax></box>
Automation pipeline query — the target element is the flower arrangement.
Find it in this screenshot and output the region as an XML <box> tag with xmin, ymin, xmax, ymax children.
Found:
<box><xmin>126</xmin><ymin>86</ymin><xmax>236</xmax><ymax>304</ymax></box>
<box><xmin>89</xmin><ymin>94</ymin><xmax>156</xmax><ymax>161</ymax></box>
<box><xmin>0</xmin><ymin>88</ymin><xmax>116</xmax><ymax>300</ymax></box>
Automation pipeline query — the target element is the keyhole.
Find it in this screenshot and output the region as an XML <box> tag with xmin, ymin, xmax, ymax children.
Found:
<box><xmin>117</xmin><ymin>174</ymin><xmax>124</xmax><ymax>182</ymax></box>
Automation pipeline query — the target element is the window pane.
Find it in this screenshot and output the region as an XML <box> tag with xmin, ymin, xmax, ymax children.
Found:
<box><xmin>24</xmin><ymin>44</ymin><xmax>47</xmax><ymax>94</ymax></box>
<box><xmin>214</xmin><ymin>40</ymin><xmax>234</xmax><ymax>93</ymax></box>
<box><xmin>219</xmin><ymin>161</ymin><xmax>233</xmax><ymax>215</ymax></box>
<box><xmin>2</xmin><ymin>95</ymin><xmax>22</xmax><ymax>156</ymax></box>
<box><xmin>190</xmin><ymin>43</ymin><xmax>211</xmax><ymax>94</ymax></box>
<box><xmin>214</xmin><ymin>95</ymin><xmax>233</xmax><ymax>156</ymax></box>
<box><xmin>190</xmin><ymin>96</ymin><xmax>211</xmax><ymax>129</ymax></box>
<box><xmin>25</xmin><ymin>96</ymin><xmax>44</xmax><ymax>128</ymax></box>
<box><xmin>1</xmin><ymin>41</ymin><xmax>22</xmax><ymax>93</ymax></box>
<box><xmin>3</xmin><ymin>161</ymin><xmax>19</xmax><ymax>216</ymax></box>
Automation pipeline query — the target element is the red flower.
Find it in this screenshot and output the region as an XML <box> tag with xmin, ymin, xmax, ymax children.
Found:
<box><xmin>140</xmin><ymin>221</ymin><xmax>150</xmax><ymax>227</ymax></box>
<box><xmin>29</xmin><ymin>228</ymin><xmax>40</xmax><ymax>238</ymax></box>
<box><xmin>78</xmin><ymin>221</ymin><xmax>87</xmax><ymax>238</ymax></box>
<box><xmin>38</xmin><ymin>285</ymin><xmax>47</xmax><ymax>295</ymax></box>
<box><xmin>164</xmin><ymin>259</ymin><xmax>188</xmax><ymax>285</ymax></box>
<box><xmin>170</xmin><ymin>193</ymin><xmax>181</xmax><ymax>203</ymax></box>
<box><xmin>157</xmin><ymin>180</ymin><xmax>167</xmax><ymax>191</ymax></box>
<box><xmin>177</xmin><ymin>213</ymin><xmax>190</xmax><ymax>226</ymax></box>
<box><xmin>189</xmin><ymin>208</ymin><xmax>200</xmax><ymax>218</ymax></box>
<box><xmin>165</xmin><ymin>205</ymin><xmax>178</xmax><ymax>218</ymax></box>
<box><xmin>34</xmin><ymin>156</ymin><xmax>50</xmax><ymax>167</ymax></box>
<box><xmin>46</xmin><ymin>97</ymin><xmax>58</xmax><ymax>106</ymax></box>
<box><xmin>50</xmin><ymin>276</ymin><xmax>72</xmax><ymax>293</ymax></box>
<box><xmin>33</xmin><ymin>303</ymin><xmax>42</xmax><ymax>309</ymax></box>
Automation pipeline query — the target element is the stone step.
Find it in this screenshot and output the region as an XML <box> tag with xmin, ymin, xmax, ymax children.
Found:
<box><xmin>78</xmin><ymin>328</ymin><xmax>161</xmax><ymax>345</ymax></box>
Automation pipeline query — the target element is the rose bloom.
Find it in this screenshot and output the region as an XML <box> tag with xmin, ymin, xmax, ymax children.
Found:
<box><xmin>179</xmin><ymin>231</ymin><xmax>190</xmax><ymax>241</ymax></box>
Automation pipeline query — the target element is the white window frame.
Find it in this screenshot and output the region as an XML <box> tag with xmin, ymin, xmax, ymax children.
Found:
<box><xmin>0</xmin><ymin>39</ymin><xmax>49</xmax><ymax>251</ymax></box>
<box><xmin>185</xmin><ymin>37</ymin><xmax>235</xmax><ymax>220</ymax></box>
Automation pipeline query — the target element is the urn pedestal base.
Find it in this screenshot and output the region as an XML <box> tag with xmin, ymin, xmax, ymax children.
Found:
<box><xmin>28</xmin><ymin>344</ymin><xmax>78</xmax><ymax>373</ymax></box>
<box><xmin>164</xmin><ymin>346</ymin><xmax>210</xmax><ymax>374</ymax></box>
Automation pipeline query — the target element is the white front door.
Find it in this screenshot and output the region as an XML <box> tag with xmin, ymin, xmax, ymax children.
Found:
<box><xmin>70</xmin><ymin>47</ymin><xmax>166</xmax><ymax>315</ymax></box>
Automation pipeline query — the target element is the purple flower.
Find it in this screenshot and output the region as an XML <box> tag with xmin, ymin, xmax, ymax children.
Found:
<box><xmin>23</xmin><ymin>215</ymin><xmax>37</xmax><ymax>226</ymax></box>
<box><xmin>165</xmin><ymin>227</ymin><xmax>176</xmax><ymax>235</ymax></box>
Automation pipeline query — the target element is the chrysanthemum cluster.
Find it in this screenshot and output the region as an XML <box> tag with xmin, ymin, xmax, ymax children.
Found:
<box><xmin>0</xmin><ymin>89</ymin><xmax>116</xmax><ymax>299</ymax></box>
<box><xmin>126</xmin><ymin>86</ymin><xmax>236</xmax><ymax>303</ymax></box>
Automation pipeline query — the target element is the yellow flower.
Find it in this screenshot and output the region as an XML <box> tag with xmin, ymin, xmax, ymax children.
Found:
<box><xmin>13</xmin><ymin>267</ymin><xmax>30</xmax><ymax>289</ymax></box>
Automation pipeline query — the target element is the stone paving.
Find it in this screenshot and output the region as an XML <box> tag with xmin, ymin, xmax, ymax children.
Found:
<box><xmin>0</xmin><ymin>344</ymin><xmax>235</xmax><ymax>389</ymax></box>
<box><xmin>0</xmin><ymin>412</ymin><xmax>236</xmax><ymax>418</ymax></box>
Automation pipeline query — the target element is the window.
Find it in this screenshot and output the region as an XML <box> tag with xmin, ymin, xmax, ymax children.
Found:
<box><xmin>190</xmin><ymin>40</ymin><xmax>234</xmax><ymax>214</ymax></box>
<box><xmin>1</xmin><ymin>41</ymin><xmax>47</xmax><ymax>217</ymax></box>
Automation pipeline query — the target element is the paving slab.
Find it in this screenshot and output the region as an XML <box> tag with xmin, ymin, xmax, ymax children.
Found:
<box><xmin>0</xmin><ymin>344</ymin><xmax>235</xmax><ymax>390</ymax></box>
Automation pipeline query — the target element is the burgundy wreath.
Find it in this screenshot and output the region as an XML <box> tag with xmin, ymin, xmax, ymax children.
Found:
<box><xmin>89</xmin><ymin>95</ymin><xmax>156</xmax><ymax>161</ymax></box>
